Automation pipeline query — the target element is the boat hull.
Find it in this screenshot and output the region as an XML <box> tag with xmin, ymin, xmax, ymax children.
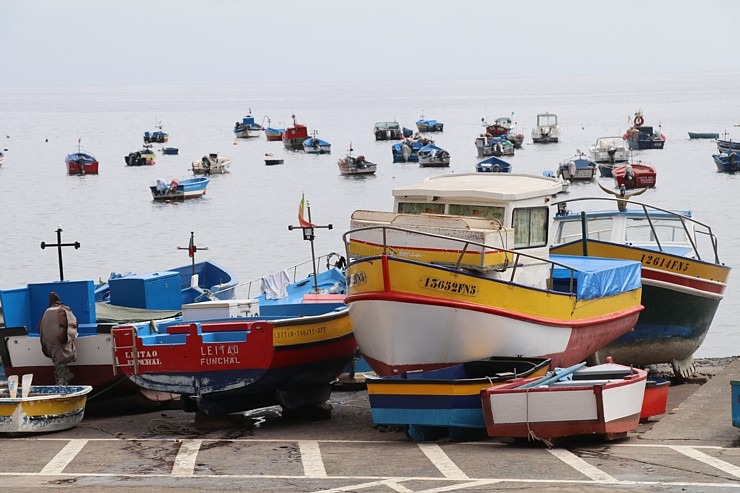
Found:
<box><xmin>366</xmin><ymin>357</ymin><xmax>550</xmax><ymax>441</ymax></box>
<box><xmin>113</xmin><ymin>310</ymin><xmax>356</xmax><ymax>415</ymax></box>
<box><xmin>551</xmin><ymin>240</ymin><xmax>729</xmax><ymax>373</ymax></box>
<box><xmin>346</xmin><ymin>256</ymin><xmax>642</xmax><ymax>376</ymax></box>
<box><xmin>0</xmin><ymin>385</ymin><xmax>92</xmax><ymax>433</ymax></box>
<box><xmin>481</xmin><ymin>369</ymin><xmax>647</xmax><ymax>440</ymax></box>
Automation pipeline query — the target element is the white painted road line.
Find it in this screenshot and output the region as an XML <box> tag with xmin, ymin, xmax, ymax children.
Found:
<box><xmin>548</xmin><ymin>448</ymin><xmax>617</xmax><ymax>482</ymax></box>
<box><xmin>313</xmin><ymin>479</ymin><xmax>413</xmax><ymax>493</ymax></box>
<box><xmin>299</xmin><ymin>440</ymin><xmax>327</xmax><ymax>478</ymax></box>
<box><xmin>172</xmin><ymin>439</ymin><xmax>202</xmax><ymax>476</ymax></box>
<box><xmin>40</xmin><ymin>439</ymin><xmax>88</xmax><ymax>474</ymax></box>
<box><xmin>670</xmin><ymin>445</ymin><xmax>740</xmax><ymax>479</ymax></box>
<box><xmin>417</xmin><ymin>443</ymin><xmax>469</xmax><ymax>480</ymax></box>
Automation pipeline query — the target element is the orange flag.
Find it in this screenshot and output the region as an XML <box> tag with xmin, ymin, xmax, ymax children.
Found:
<box><xmin>298</xmin><ymin>193</ymin><xmax>315</xmax><ymax>228</ymax></box>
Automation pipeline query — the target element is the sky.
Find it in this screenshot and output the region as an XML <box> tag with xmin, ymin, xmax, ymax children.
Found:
<box><xmin>2</xmin><ymin>0</ymin><xmax>739</xmax><ymax>88</ymax></box>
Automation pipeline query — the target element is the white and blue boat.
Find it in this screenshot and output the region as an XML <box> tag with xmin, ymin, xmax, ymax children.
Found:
<box><xmin>143</xmin><ymin>130</ymin><xmax>168</xmax><ymax>144</ymax></box>
<box><xmin>416</xmin><ymin>113</ymin><xmax>444</xmax><ymax>133</ymax></box>
<box><xmin>303</xmin><ymin>131</ymin><xmax>331</xmax><ymax>154</ymax></box>
<box><xmin>418</xmin><ymin>143</ymin><xmax>450</xmax><ymax>168</ymax></box>
<box><xmin>475</xmin><ymin>134</ymin><xmax>515</xmax><ymax>158</ymax></box>
<box><xmin>557</xmin><ymin>151</ymin><xmax>597</xmax><ymax>182</ymax></box>
<box><xmin>391</xmin><ymin>136</ymin><xmax>433</xmax><ymax>163</ymax></box>
<box><xmin>475</xmin><ymin>156</ymin><xmax>512</xmax><ymax>173</ymax></box>
<box><xmin>233</xmin><ymin>110</ymin><xmax>263</xmax><ymax>139</ymax></box>
<box><xmin>150</xmin><ymin>176</ymin><xmax>210</xmax><ymax>201</ymax></box>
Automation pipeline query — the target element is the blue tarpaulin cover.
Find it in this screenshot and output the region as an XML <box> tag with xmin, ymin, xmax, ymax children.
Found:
<box><xmin>549</xmin><ymin>254</ymin><xmax>642</xmax><ymax>300</ymax></box>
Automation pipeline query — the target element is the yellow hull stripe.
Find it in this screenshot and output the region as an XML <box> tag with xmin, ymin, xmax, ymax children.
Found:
<box><xmin>551</xmin><ymin>241</ymin><xmax>730</xmax><ymax>283</ymax></box>
<box><xmin>272</xmin><ymin>310</ymin><xmax>352</xmax><ymax>347</ymax></box>
<box><xmin>347</xmin><ymin>257</ymin><xmax>642</xmax><ymax>322</ymax></box>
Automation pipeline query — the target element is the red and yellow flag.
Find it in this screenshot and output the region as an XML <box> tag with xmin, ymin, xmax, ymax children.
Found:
<box><xmin>298</xmin><ymin>193</ymin><xmax>315</xmax><ymax>228</ymax></box>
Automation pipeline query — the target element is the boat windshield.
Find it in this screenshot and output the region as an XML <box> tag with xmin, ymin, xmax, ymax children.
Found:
<box><xmin>556</xmin><ymin>218</ymin><xmax>613</xmax><ymax>244</ymax></box>
<box><xmin>625</xmin><ymin>218</ymin><xmax>689</xmax><ymax>244</ymax></box>
<box><xmin>537</xmin><ymin>114</ymin><xmax>558</xmax><ymax>127</ymax></box>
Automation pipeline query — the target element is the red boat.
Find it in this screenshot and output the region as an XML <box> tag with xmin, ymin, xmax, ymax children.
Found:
<box><xmin>282</xmin><ymin>114</ymin><xmax>309</xmax><ymax>150</ymax></box>
<box><xmin>65</xmin><ymin>150</ymin><xmax>99</xmax><ymax>175</ymax></box>
<box><xmin>613</xmin><ymin>163</ymin><xmax>656</xmax><ymax>189</ymax></box>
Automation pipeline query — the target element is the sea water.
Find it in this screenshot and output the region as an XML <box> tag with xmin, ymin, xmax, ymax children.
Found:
<box><xmin>1</xmin><ymin>72</ymin><xmax>738</xmax><ymax>357</ymax></box>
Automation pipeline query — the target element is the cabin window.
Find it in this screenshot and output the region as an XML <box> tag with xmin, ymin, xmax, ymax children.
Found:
<box><xmin>625</xmin><ymin>218</ymin><xmax>688</xmax><ymax>244</ymax></box>
<box><xmin>556</xmin><ymin>218</ymin><xmax>613</xmax><ymax>243</ymax></box>
<box><xmin>397</xmin><ymin>202</ymin><xmax>445</xmax><ymax>215</ymax></box>
<box><xmin>513</xmin><ymin>207</ymin><xmax>548</xmax><ymax>248</ymax></box>
<box><xmin>448</xmin><ymin>204</ymin><xmax>505</xmax><ymax>222</ymax></box>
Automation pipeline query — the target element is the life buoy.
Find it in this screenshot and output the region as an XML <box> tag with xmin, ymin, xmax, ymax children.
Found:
<box><xmin>634</xmin><ymin>115</ymin><xmax>644</xmax><ymax>126</ymax></box>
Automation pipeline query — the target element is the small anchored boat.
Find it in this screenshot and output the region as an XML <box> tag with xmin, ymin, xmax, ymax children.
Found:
<box><xmin>150</xmin><ymin>176</ymin><xmax>210</xmax><ymax>201</ymax></box>
<box><xmin>191</xmin><ymin>153</ymin><xmax>231</xmax><ymax>175</ymax></box>
<box><xmin>338</xmin><ymin>147</ymin><xmax>377</xmax><ymax>175</ymax></box>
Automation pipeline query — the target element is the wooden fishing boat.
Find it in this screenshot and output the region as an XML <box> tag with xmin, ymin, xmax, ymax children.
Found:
<box><xmin>366</xmin><ymin>356</ymin><xmax>550</xmax><ymax>442</ymax></box>
<box><xmin>343</xmin><ymin>173</ymin><xmax>644</xmax><ymax>377</ymax></box>
<box><xmin>263</xmin><ymin>117</ymin><xmax>285</xmax><ymax>142</ymax></box>
<box><xmin>233</xmin><ymin>110</ymin><xmax>263</xmax><ymax>139</ymax></box>
<box><xmin>416</xmin><ymin>113</ymin><xmax>444</xmax><ymax>133</ymax></box>
<box><xmin>124</xmin><ymin>148</ymin><xmax>156</xmax><ymax>166</ymax></box>
<box><xmin>65</xmin><ymin>140</ymin><xmax>99</xmax><ymax>175</ymax></box>
<box><xmin>191</xmin><ymin>154</ymin><xmax>231</xmax><ymax>175</ymax></box>
<box><xmin>557</xmin><ymin>151</ymin><xmax>597</xmax><ymax>182</ymax></box>
<box><xmin>0</xmin><ymin>259</ymin><xmax>239</xmax><ymax>397</ymax></box>
<box><xmin>0</xmin><ymin>378</ymin><xmax>92</xmax><ymax>434</ymax></box>
<box><xmin>551</xmin><ymin>196</ymin><xmax>730</xmax><ymax>378</ymax></box>
<box><xmin>338</xmin><ymin>149</ymin><xmax>376</xmax><ymax>175</ymax></box>
<box><xmin>612</xmin><ymin>163</ymin><xmax>656</xmax><ymax>189</ymax></box>
<box><xmin>374</xmin><ymin>121</ymin><xmax>403</xmax><ymax>141</ymax></box>
<box><xmin>303</xmin><ymin>130</ymin><xmax>331</xmax><ymax>154</ymax></box>
<box><xmin>712</xmin><ymin>152</ymin><xmax>739</xmax><ymax>173</ymax></box>
<box><xmin>688</xmin><ymin>132</ymin><xmax>719</xmax><ymax>139</ymax></box>
<box><xmin>475</xmin><ymin>155</ymin><xmax>512</xmax><ymax>173</ymax></box>
<box><xmin>624</xmin><ymin>111</ymin><xmax>665</xmax><ymax>150</ymax></box>
<box><xmin>531</xmin><ymin>113</ymin><xmax>560</xmax><ymax>143</ymax></box>
<box><xmin>143</xmin><ymin>129</ymin><xmax>169</xmax><ymax>144</ymax></box>
<box><xmin>112</xmin><ymin>266</ymin><xmax>355</xmax><ymax>416</ymax></box>
<box><xmin>282</xmin><ymin>114</ymin><xmax>309</xmax><ymax>150</ymax></box>
<box><xmin>481</xmin><ymin>360</ymin><xmax>647</xmax><ymax>442</ymax></box>
<box><xmin>150</xmin><ymin>176</ymin><xmax>210</xmax><ymax>201</ymax></box>
<box><xmin>417</xmin><ymin>143</ymin><xmax>450</xmax><ymax>167</ymax></box>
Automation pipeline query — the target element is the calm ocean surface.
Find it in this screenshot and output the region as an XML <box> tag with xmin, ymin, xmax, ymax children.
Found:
<box><xmin>1</xmin><ymin>73</ymin><xmax>738</xmax><ymax>357</ymax></box>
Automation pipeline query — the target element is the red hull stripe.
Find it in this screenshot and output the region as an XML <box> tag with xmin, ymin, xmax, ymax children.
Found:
<box><xmin>642</xmin><ymin>268</ymin><xmax>726</xmax><ymax>295</ymax></box>
<box><xmin>345</xmin><ymin>291</ymin><xmax>643</xmax><ymax>328</ymax></box>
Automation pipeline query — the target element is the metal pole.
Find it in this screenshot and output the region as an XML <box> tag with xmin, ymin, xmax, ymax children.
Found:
<box><xmin>580</xmin><ymin>211</ymin><xmax>588</xmax><ymax>256</ymax></box>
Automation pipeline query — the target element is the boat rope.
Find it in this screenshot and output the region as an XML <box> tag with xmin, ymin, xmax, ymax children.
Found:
<box><xmin>525</xmin><ymin>387</ymin><xmax>553</xmax><ymax>448</ymax></box>
<box><xmin>86</xmin><ymin>375</ymin><xmax>128</xmax><ymax>401</ymax></box>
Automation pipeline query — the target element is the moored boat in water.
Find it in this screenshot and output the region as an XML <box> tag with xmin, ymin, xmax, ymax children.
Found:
<box><xmin>150</xmin><ymin>176</ymin><xmax>210</xmax><ymax>201</ymax></box>
<box><xmin>417</xmin><ymin>143</ymin><xmax>450</xmax><ymax>167</ymax></box>
<box><xmin>191</xmin><ymin>153</ymin><xmax>232</xmax><ymax>175</ymax></box>
<box><xmin>338</xmin><ymin>148</ymin><xmax>377</xmax><ymax>176</ymax></box>
<box><xmin>532</xmin><ymin>113</ymin><xmax>560</xmax><ymax>143</ymax></box>
<box><xmin>475</xmin><ymin>155</ymin><xmax>512</xmax><ymax>173</ymax></box>
<box><xmin>303</xmin><ymin>130</ymin><xmax>331</xmax><ymax>154</ymax></box>
<box><xmin>124</xmin><ymin>148</ymin><xmax>156</xmax><ymax>166</ymax></box>
<box><xmin>612</xmin><ymin>162</ymin><xmax>656</xmax><ymax>189</ymax></box>
<box><xmin>233</xmin><ymin>110</ymin><xmax>263</xmax><ymax>139</ymax></box>
<box><xmin>624</xmin><ymin>111</ymin><xmax>665</xmax><ymax>150</ymax></box>
<box><xmin>557</xmin><ymin>151</ymin><xmax>597</xmax><ymax>182</ymax></box>
<box><xmin>66</xmin><ymin>140</ymin><xmax>99</xmax><ymax>175</ymax></box>
<box><xmin>282</xmin><ymin>114</ymin><xmax>309</xmax><ymax>150</ymax></box>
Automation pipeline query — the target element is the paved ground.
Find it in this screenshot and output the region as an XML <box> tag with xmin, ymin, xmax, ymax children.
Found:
<box><xmin>1</xmin><ymin>358</ymin><xmax>739</xmax><ymax>492</ymax></box>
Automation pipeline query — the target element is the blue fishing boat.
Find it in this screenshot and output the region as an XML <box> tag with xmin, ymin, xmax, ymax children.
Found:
<box><xmin>402</xmin><ymin>127</ymin><xmax>414</xmax><ymax>138</ymax></box>
<box><xmin>474</xmin><ymin>134</ymin><xmax>514</xmax><ymax>158</ymax></box>
<box><xmin>264</xmin><ymin>117</ymin><xmax>285</xmax><ymax>142</ymax></box>
<box><xmin>713</xmin><ymin>152</ymin><xmax>739</xmax><ymax>173</ymax></box>
<box><xmin>475</xmin><ymin>156</ymin><xmax>511</xmax><ymax>173</ymax></box>
<box><xmin>366</xmin><ymin>356</ymin><xmax>551</xmax><ymax>441</ymax></box>
<box><xmin>0</xmin><ymin>257</ymin><xmax>240</xmax><ymax>396</ymax></box>
<box><xmin>233</xmin><ymin>110</ymin><xmax>263</xmax><ymax>139</ymax></box>
<box><xmin>417</xmin><ymin>143</ymin><xmax>450</xmax><ymax>167</ymax></box>
<box><xmin>416</xmin><ymin>113</ymin><xmax>444</xmax><ymax>133</ymax></box>
<box><xmin>161</xmin><ymin>147</ymin><xmax>179</xmax><ymax>155</ymax></box>
<box><xmin>717</xmin><ymin>138</ymin><xmax>740</xmax><ymax>154</ymax></box>
<box><xmin>391</xmin><ymin>136</ymin><xmax>433</xmax><ymax>163</ymax></box>
<box><xmin>374</xmin><ymin>121</ymin><xmax>403</xmax><ymax>141</ymax></box>
<box><xmin>112</xmin><ymin>264</ymin><xmax>355</xmax><ymax>416</ymax></box>
<box><xmin>624</xmin><ymin>111</ymin><xmax>665</xmax><ymax>150</ymax></box>
<box><xmin>557</xmin><ymin>151</ymin><xmax>597</xmax><ymax>182</ymax></box>
<box><xmin>143</xmin><ymin>129</ymin><xmax>169</xmax><ymax>144</ymax></box>
<box><xmin>303</xmin><ymin>131</ymin><xmax>331</xmax><ymax>154</ymax></box>
<box><xmin>150</xmin><ymin>176</ymin><xmax>210</xmax><ymax>201</ymax></box>
<box><xmin>688</xmin><ymin>132</ymin><xmax>719</xmax><ymax>139</ymax></box>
